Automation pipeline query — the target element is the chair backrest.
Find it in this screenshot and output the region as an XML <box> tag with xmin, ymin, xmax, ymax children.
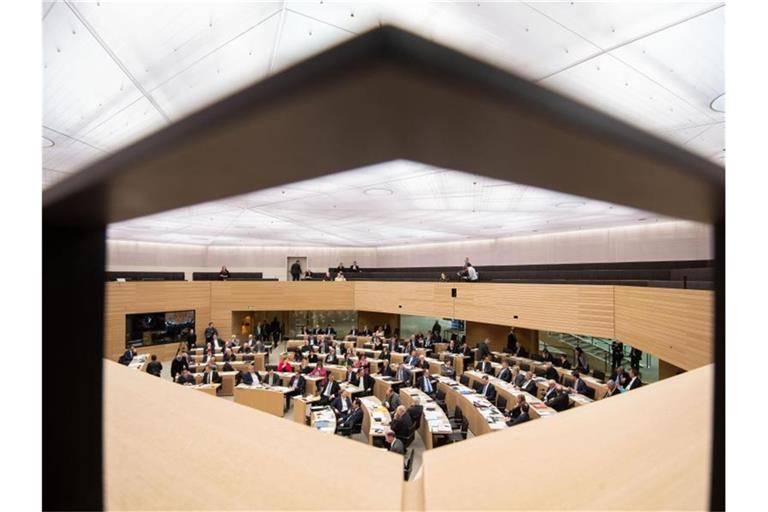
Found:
<box><xmin>593</xmin><ymin>369</ymin><xmax>605</xmax><ymax>381</ymax></box>
<box><xmin>584</xmin><ymin>386</ymin><xmax>596</xmax><ymax>400</ymax></box>
<box><xmin>454</xmin><ymin>406</ymin><xmax>463</xmax><ymax>421</ymax></box>
<box><xmin>530</xmin><ymin>353</ymin><xmax>543</xmax><ymax>362</ymax></box>
<box><xmin>496</xmin><ymin>395</ymin><xmax>507</xmax><ymax>411</ymax></box>
<box><xmin>534</xmin><ymin>367</ymin><xmax>546</xmax><ymax>377</ymax></box>
<box><xmin>459</xmin><ymin>375</ymin><xmax>470</xmax><ymax>386</ymax></box>
<box><xmin>436</xmin><ymin>388</ymin><xmax>446</xmax><ymax>400</ymax></box>
<box><xmin>473</xmin><ymin>381</ymin><xmax>483</xmax><ymax>393</ymax></box>
<box><xmin>407</xmin><ymin>405</ymin><xmax>423</xmax><ymax>428</ymax></box>
<box><xmin>461</xmin><ymin>417</ymin><xmax>470</xmax><ymax>438</ymax></box>
<box><xmin>563</xmin><ymin>375</ymin><xmax>575</xmax><ymax>388</ymax></box>
<box><xmin>520</xmin><ymin>362</ymin><xmax>530</xmax><ymax>371</ymax></box>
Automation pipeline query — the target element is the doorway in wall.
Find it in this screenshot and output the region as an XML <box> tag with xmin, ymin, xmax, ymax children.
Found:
<box><xmin>287</xmin><ymin>256</ymin><xmax>307</xmax><ymax>281</ymax></box>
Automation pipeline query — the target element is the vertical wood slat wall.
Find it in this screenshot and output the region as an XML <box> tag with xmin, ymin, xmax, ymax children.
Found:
<box><xmin>104</xmin><ymin>281</ymin><xmax>713</xmax><ymax>370</ymax></box>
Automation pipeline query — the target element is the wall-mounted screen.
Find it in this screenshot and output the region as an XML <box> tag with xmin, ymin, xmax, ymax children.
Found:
<box><xmin>125</xmin><ymin>310</ymin><xmax>195</xmax><ymax>349</ymax></box>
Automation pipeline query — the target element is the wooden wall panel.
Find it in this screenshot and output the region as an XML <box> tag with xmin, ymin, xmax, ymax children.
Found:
<box><xmin>465</xmin><ymin>321</ymin><xmax>510</xmax><ymax>353</ymax></box>
<box><xmin>357</xmin><ymin>311</ymin><xmax>401</xmax><ymax>333</ymax></box>
<box><xmin>104</xmin><ymin>281</ymin><xmax>211</xmax><ymax>361</ymax></box>
<box><xmin>353</xmin><ymin>282</ymin><xmax>615</xmax><ymax>338</ymax></box>
<box><xmin>209</xmin><ymin>281</ymin><xmax>354</xmax><ymax>339</ymax></box>
<box><xmin>614</xmin><ymin>286</ymin><xmax>714</xmax><ymax>370</ymax></box>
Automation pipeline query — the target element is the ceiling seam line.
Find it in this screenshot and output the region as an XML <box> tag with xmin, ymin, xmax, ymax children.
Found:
<box><xmin>42</xmin><ymin>124</ymin><xmax>107</xmax><ymax>152</ymax></box>
<box><xmin>284</xmin><ymin>8</ymin><xmax>359</xmax><ymax>36</ymax></box>
<box><xmin>63</xmin><ymin>0</ymin><xmax>171</xmax><ymax>122</ymax></box>
<box><xmin>681</xmin><ymin>124</ymin><xmax>716</xmax><ymax>147</ymax></box>
<box><xmin>42</xmin><ymin>1</ymin><xmax>56</xmax><ymax>20</ymax></box>
<box><xmin>531</xmin><ymin>2</ymin><xmax>725</xmax><ymax>82</ymax></box>
<box><xmin>267</xmin><ymin>2</ymin><xmax>288</xmax><ymax>74</ymax></box>
<box><xmin>72</xmin><ymin>95</ymin><xmax>146</xmax><ymax>141</ymax></box>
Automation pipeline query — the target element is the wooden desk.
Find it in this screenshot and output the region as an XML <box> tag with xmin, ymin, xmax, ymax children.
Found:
<box><xmin>127</xmin><ymin>354</ymin><xmax>149</xmax><ymax>372</ymax></box>
<box><xmin>496</xmin><ymin>353</ymin><xmax>609</xmax><ymax>400</ymax></box>
<box><xmin>184</xmin><ymin>383</ymin><xmax>219</xmax><ymax>396</ymax></box>
<box><xmin>435</xmin><ymin>376</ymin><xmax>508</xmax><ymax>436</ymax></box>
<box><xmin>293</xmin><ymin>395</ymin><xmax>321</xmax><ymax>424</ymax></box>
<box><xmin>192</xmin><ymin>371</ymin><xmax>239</xmax><ymax>395</ymax></box>
<box><xmin>399</xmin><ymin>387</ymin><xmax>451</xmax><ymax>449</ymax></box>
<box><xmin>463</xmin><ymin>370</ymin><xmax>557</xmax><ymax>419</ymax></box>
<box><xmin>310</xmin><ymin>406</ymin><xmax>337</xmax><ymax>434</ymax></box>
<box><xmin>359</xmin><ymin>396</ymin><xmax>391</xmax><ymax>445</ymax></box>
<box><xmin>233</xmin><ymin>384</ymin><xmax>287</xmax><ymax>417</ymax></box>
<box><xmin>371</xmin><ymin>374</ymin><xmax>402</xmax><ymax>401</ymax></box>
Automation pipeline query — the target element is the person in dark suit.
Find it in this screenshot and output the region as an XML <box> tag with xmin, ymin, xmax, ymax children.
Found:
<box><xmin>284</xmin><ymin>368</ymin><xmax>306</xmax><ymax>409</ymax></box>
<box><xmin>544</xmin><ymin>362</ymin><xmax>560</xmax><ymax>382</ymax></box>
<box><xmin>385</xmin><ymin>430</ymin><xmax>404</xmax><ymax>455</ymax></box>
<box><xmin>477</xmin><ymin>355</ymin><xmax>494</xmax><ymax>375</ymax></box>
<box><xmin>360</xmin><ymin>368</ymin><xmax>375</xmax><ymax>395</ymax></box>
<box><xmin>569</xmin><ymin>371</ymin><xmax>588</xmax><ymax>396</ymax></box>
<box><xmin>611</xmin><ymin>341</ymin><xmax>624</xmax><ymax>370</ymax></box>
<box><xmin>497</xmin><ymin>360</ymin><xmax>512</xmax><ymax>383</ymax></box>
<box><xmin>344</xmin><ymin>364</ymin><xmax>359</xmax><ymax>385</ymax></box>
<box><xmin>506</xmin><ymin>394</ymin><xmax>527</xmax><ymax>419</ymax></box>
<box><xmin>383</xmin><ymin>387</ymin><xmax>402</xmax><ymax>413</ymax></box>
<box><xmin>391</xmin><ymin>405</ymin><xmax>413</xmax><ymax>439</ymax></box>
<box><xmin>575</xmin><ymin>347</ymin><xmax>590</xmax><ymax>373</ymax></box>
<box><xmin>416</xmin><ymin>369</ymin><xmax>437</xmax><ymax>396</ymax></box>
<box><xmin>546</xmin><ymin>385</ymin><xmax>570</xmax><ymax>412</ymax></box>
<box><xmin>518</xmin><ymin>371</ymin><xmax>538</xmax><ymax>395</ymax></box>
<box><xmin>440</xmin><ymin>359</ymin><xmax>456</xmax><ymax>379</ymax></box>
<box><xmin>332</xmin><ymin>391</ymin><xmax>354</xmax><ymax>418</ymax></box>
<box><xmin>394</xmin><ymin>364</ymin><xmax>412</xmax><ymax>387</ymax></box>
<box><xmin>611</xmin><ymin>367</ymin><xmax>630</xmax><ymax>388</ymax></box>
<box><xmin>222</xmin><ymin>360</ymin><xmax>235</xmax><ymax>372</ymax></box>
<box><xmin>604</xmin><ymin>380</ymin><xmax>621</xmax><ymax>398</ymax></box>
<box><xmin>556</xmin><ymin>354</ymin><xmax>572</xmax><ymax>370</ymax></box>
<box><xmin>360</xmin><ymin>325</ymin><xmax>371</xmax><ymax>336</ymax></box>
<box><xmin>542</xmin><ymin>380</ymin><xmax>559</xmax><ymax>402</ymax></box>
<box><xmin>505</xmin><ymin>328</ymin><xmax>518</xmax><ymax>354</ymax></box>
<box><xmin>349</xmin><ymin>327</ymin><xmax>360</xmax><ymax>336</ymax></box>
<box><xmin>201</xmin><ymin>365</ymin><xmax>220</xmax><ymax>385</ymax></box>
<box><xmin>176</xmin><ymin>368</ymin><xmax>195</xmax><ymax>385</ymax></box>
<box><xmin>625</xmin><ymin>368</ymin><xmax>643</xmax><ymax>391</ymax></box>
<box><xmin>204</xmin><ymin>322</ymin><xmax>218</xmax><ymax>344</ymax></box>
<box><xmin>264</xmin><ymin>369</ymin><xmax>281</xmax><ymax>386</ymax></box>
<box><xmin>629</xmin><ymin>347</ymin><xmax>643</xmax><ymax>372</ymax></box>
<box><xmin>513</xmin><ymin>344</ymin><xmax>528</xmax><ymax>358</ymax></box>
<box><xmin>337</xmin><ymin>399</ymin><xmax>364</xmax><ymax>434</ymax></box>
<box><xmin>380</xmin><ymin>346</ymin><xmax>392</xmax><ymax>361</ymax></box>
<box><xmin>290</xmin><ymin>260</ymin><xmax>302</xmax><ymax>281</ymax></box>
<box><xmin>170</xmin><ymin>353</ymin><xmax>189</xmax><ymax>381</ymax></box>
<box><xmin>379</xmin><ymin>359</ymin><xmax>395</xmax><ymax>377</ymax></box>
<box><xmin>479</xmin><ymin>375</ymin><xmax>496</xmax><ymax>402</ymax></box>
<box><xmin>241</xmin><ymin>363</ymin><xmax>261</xmax><ymax>385</ymax></box>
<box><xmin>476</xmin><ymin>339</ymin><xmax>491</xmax><ymax>362</ymax></box>
<box><xmin>540</xmin><ymin>348</ymin><xmax>554</xmax><ymax>363</ymax></box>
<box><xmin>187</xmin><ymin>329</ymin><xmax>197</xmax><ymax>350</ymax></box>
<box><xmin>512</xmin><ymin>366</ymin><xmax>526</xmax><ymax>387</ymax></box>
<box><xmin>119</xmin><ymin>346</ymin><xmax>137</xmax><ymax>365</ymax></box>
<box><xmin>319</xmin><ymin>374</ymin><xmax>340</xmax><ymax>405</ymax></box>
<box><xmin>325</xmin><ymin>349</ymin><xmax>339</xmax><ymax>365</ymax></box>
<box><xmin>507</xmin><ymin>403</ymin><xmax>530</xmax><ymax>426</ymax></box>
<box><xmin>146</xmin><ymin>354</ymin><xmax>162</xmax><ymax>377</ymax></box>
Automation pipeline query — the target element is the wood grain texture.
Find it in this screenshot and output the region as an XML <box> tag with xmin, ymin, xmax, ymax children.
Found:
<box><xmin>104</xmin><ymin>360</ymin><xmax>402</xmax><ymax>510</ymax></box>
<box><xmin>422</xmin><ymin>365</ymin><xmax>713</xmax><ymax>510</ymax></box>
<box><xmin>615</xmin><ymin>287</ymin><xmax>714</xmax><ymax>370</ymax></box>
<box><xmin>353</xmin><ymin>281</ymin><xmax>615</xmax><ymax>338</ymax></box>
<box><xmin>465</xmin><ymin>322</ymin><xmax>510</xmax><ymax>352</ymax></box>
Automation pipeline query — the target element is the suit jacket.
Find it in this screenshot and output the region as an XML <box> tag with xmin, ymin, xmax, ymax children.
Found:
<box><xmin>332</xmin><ymin>396</ymin><xmax>353</xmax><ymax>415</ymax></box>
<box><xmin>477</xmin><ymin>361</ymin><xmax>494</xmax><ymax>374</ymax></box>
<box><xmin>476</xmin><ymin>342</ymin><xmax>491</xmax><ymax>361</ymax></box>
<box><xmin>542</xmin><ymin>387</ymin><xmax>559</xmax><ymax>402</ymax></box>
<box><xmin>339</xmin><ymin>407</ymin><xmax>363</xmax><ymax>428</ymax></box>
<box><xmin>611</xmin><ymin>372</ymin><xmax>630</xmax><ymax>388</ymax></box>
<box><xmin>508</xmin><ymin>412</ymin><xmax>530</xmax><ymax>426</ymax></box>
<box><xmin>416</xmin><ymin>374</ymin><xmax>437</xmax><ymax>394</ymax></box>
<box><xmin>222</xmin><ymin>361</ymin><xmax>234</xmax><ymax>371</ymax></box>
<box><xmin>391</xmin><ymin>414</ymin><xmax>413</xmax><ymax>438</ymax></box>
<box><xmin>573</xmin><ymin>378</ymin><xmax>588</xmax><ymax>395</ymax></box>
<box><xmin>146</xmin><ymin>361</ymin><xmax>162</xmax><ymax>377</ymax></box>
<box><xmin>379</xmin><ymin>365</ymin><xmax>395</xmax><ymax>377</ymax></box>
<box><xmin>520</xmin><ymin>379</ymin><xmax>537</xmax><ymax>395</ymax></box>
<box><xmin>320</xmin><ymin>380</ymin><xmax>340</xmax><ymax>398</ymax></box>
<box><xmin>547</xmin><ymin>392</ymin><xmax>570</xmax><ymax>412</ymax></box>
<box><xmin>170</xmin><ymin>358</ymin><xmax>189</xmax><ymax>379</ymax></box>
<box><xmin>383</xmin><ymin>392</ymin><xmax>402</xmax><ymax>412</ymax></box>
<box><xmin>513</xmin><ymin>374</ymin><xmax>526</xmax><ymax>387</ymax></box>
<box><xmin>480</xmin><ymin>382</ymin><xmax>496</xmax><ymax>402</ymax></box>
<box><xmin>605</xmin><ymin>387</ymin><xmax>621</xmax><ymax>398</ymax></box>
<box><xmin>394</xmin><ymin>366</ymin><xmax>412</xmax><ymax>384</ymax></box>
<box><xmin>176</xmin><ymin>374</ymin><xmax>195</xmax><ymax>385</ymax></box>
<box><xmin>360</xmin><ymin>374</ymin><xmax>374</xmax><ymax>392</ymax></box>
<box><xmin>625</xmin><ymin>377</ymin><xmax>643</xmax><ymax>391</ymax></box>
<box><xmin>241</xmin><ymin>371</ymin><xmax>260</xmax><ymax>385</ymax></box>
<box><xmin>346</xmin><ymin>372</ymin><xmax>360</xmax><ymax>385</ymax></box>
<box><xmin>389</xmin><ymin>438</ymin><xmax>405</xmax><ymax>455</ymax></box>
<box><xmin>497</xmin><ymin>367</ymin><xmax>512</xmax><ymax>382</ymax></box>
<box><xmin>325</xmin><ymin>352</ymin><xmax>339</xmax><ymax>364</ymax></box>
<box><xmin>545</xmin><ymin>366</ymin><xmax>560</xmax><ymax>381</ymax></box>
<box><xmin>288</xmin><ymin>374</ymin><xmax>306</xmax><ymax>393</ymax></box>
<box><xmin>264</xmin><ymin>373</ymin><xmax>281</xmax><ymax>386</ymax></box>
<box><xmin>559</xmin><ymin>359</ymin><xmax>572</xmax><ymax>370</ymax></box>
<box><xmin>202</xmin><ymin>371</ymin><xmax>220</xmax><ymax>384</ymax></box>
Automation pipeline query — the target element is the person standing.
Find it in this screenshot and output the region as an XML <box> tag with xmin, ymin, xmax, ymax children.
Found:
<box><xmin>629</xmin><ymin>347</ymin><xmax>643</xmax><ymax>372</ymax></box>
<box><xmin>611</xmin><ymin>341</ymin><xmax>624</xmax><ymax>370</ymax></box>
<box><xmin>290</xmin><ymin>260</ymin><xmax>302</xmax><ymax>281</ymax></box>
<box><xmin>218</xmin><ymin>265</ymin><xmax>230</xmax><ymax>280</ymax></box>
<box><xmin>204</xmin><ymin>322</ymin><xmax>218</xmax><ymax>344</ymax></box>
<box><xmin>187</xmin><ymin>328</ymin><xmax>197</xmax><ymax>350</ymax></box>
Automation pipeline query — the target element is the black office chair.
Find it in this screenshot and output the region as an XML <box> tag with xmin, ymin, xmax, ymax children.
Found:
<box><xmin>593</xmin><ymin>369</ymin><xmax>606</xmax><ymax>382</ymax></box>
<box><xmin>584</xmin><ymin>386</ymin><xmax>596</xmax><ymax>400</ymax></box>
<box><xmin>447</xmin><ymin>416</ymin><xmax>469</xmax><ymax>443</ymax></box>
<box><xmin>407</xmin><ymin>405</ymin><xmax>423</xmax><ymax>430</ymax></box>
<box><xmin>435</xmin><ymin>388</ymin><xmax>448</xmax><ymax>413</ymax></box>
<box><xmin>265</xmin><ymin>363</ymin><xmax>278</xmax><ymax>371</ymax></box>
<box><xmin>534</xmin><ymin>367</ymin><xmax>546</xmax><ymax>377</ymax></box>
<box><xmin>459</xmin><ymin>375</ymin><xmax>470</xmax><ymax>386</ymax></box>
<box><xmin>473</xmin><ymin>382</ymin><xmax>483</xmax><ymax>393</ymax></box>
<box><xmin>520</xmin><ymin>362</ymin><xmax>530</xmax><ymax>371</ymax></box>
<box><xmin>450</xmin><ymin>406</ymin><xmax>464</xmax><ymax>428</ymax></box>
<box><xmin>399</xmin><ymin>429</ymin><xmax>416</xmax><ymax>449</ymax></box>
<box><xmin>563</xmin><ymin>376</ymin><xmax>575</xmax><ymax>389</ymax></box>
<box><xmin>496</xmin><ymin>395</ymin><xmax>507</xmax><ymax>412</ymax></box>
<box><xmin>336</xmin><ymin>420</ymin><xmax>363</xmax><ymax>437</ymax></box>
<box><xmin>403</xmin><ymin>449</ymin><xmax>415</xmax><ymax>481</ymax></box>
<box><xmin>530</xmin><ymin>353</ymin><xmax>543</xmax><ymax>362</ymax></box>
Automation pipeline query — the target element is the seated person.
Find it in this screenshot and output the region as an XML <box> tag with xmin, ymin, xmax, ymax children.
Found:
<box><xmin>390</xmin><ymin>405</ymin><xmax>413</xmax><ymax>439</ymax></box>
<box><xmin>517</xmin><ymin>371</ymin><xmax>538</xmax><ymax>395</ymax></box>
<box><xmin>416</xmin><ymin>369</ymin><xmax>437</xmax><ymax>396</ymax></box>
<box><xmin>119</xmin><ymin>346</ymin><xmax>137</xmax><ymax>365</ymax></box>
<box><xmin>298</xmin><ymin>358</ymin><xmax>312</xmax><ymax>374</ymax></box>
<box><xmin>355</xmin><ymin>353</ymin><xmax>370</xmax><ymax>370</ymax></box>
<box><xmin>496</xmin><ymin>360</ymin><xmax>512</xmax><ymax>382</ymax></box>
<box><xmin>544</xmin><ymin>362</ymin><xmax>560</xmax><ymax>381</ymax></box>
<box><xmin>385</xmin><ymin>430</ymin><xmax>404</xmax><ymax>455</ymax></box>
<box><xmin>284</xmin><ymin>368</ymin><xmax>306</xmax><ymax>409</ymax></box>
<box><xmin>512</xmin><ymin>366</ymin><xmax>526</xmax><ymax>387</ymax></box>
<box><xmin>394</xmin><ymin>364</ymin><xmax>412</xmax><ymax>387</ymax></box>
<box><xmin>383</xmin><ymin>386</ymin><xmax>401</xmax><ymax>413</ymax></box>
<box><xmin>512</xmin><ymin>343</ymin><xmax>528</xmax><ymax>358</ymax></box>
<box><xmin>222</xmin><ymin>359</ymin><xmax>235</xmax><ymax>372</ymax></box>
<box><xmin>325</xmin><ymin>348</ymin><xmax>339</xmax><ymax>365</ymax></box>
<box><xmin>276</xmin><ymin>356</ymin><xmax>292</xmax><ymax>373</ymax></box>
<box><xmin>611</xmin><ymin>366</ymin><xmax>630</xmax><ymax>388</ymax></box>
<box><xmin>170</xmin><ymin>353</ymin><xmax>189</xmax><ymax>381</ymax></box>
<box><xmin>146</xmin><ymin>354</ymin><xmax>162</xmax><ymax>377</ymax></box>
<box><xmin>309</xmin><ymin>360</ymin><xmax>327</xmax><ymax>380</ymax></box>
<box><xmin>360</xmin><ymin>368</ymin><xmax>375</xmax><ymax>395</ymax></box>
<box><xmin>344</xmin><ymin>364</ymin><xmax>359</xmax><ymax>385</ymax></box>
<box><xmin>542</xmin><ymin>379</ymin><xmax>560</xmax><ymax>402</ymax></box>
<box><xmin>380</xmin><ymin>346</ymin><xmax>392</xmax><ymax>361</ymax></box>
<box><xmin>505</xmin><ymin>394</ymin><xmax>527</xmax><ymax>419</ymax></box>
<box><xmin>575</xmin><ymin>347</ymin><xmax>590</xmax><ymax>373</ymax></box>
<box><xmin>379</xmin><ymin>359</ymin><xmax>395</xmax><ymax>377</ymax></box>
<box><xmin>545</xmin><ymin>384</ymin><xmax>570</xmax><ymax>412</ymax></box>
<box><xmin>440</xmin><ymin>359</ymin><xmax>456</xmax><ymax>379</ymax></box>
<box><xmin>264</xmin><ymin>368</ymin><xmax>281</xmax><ymax>386</ymax></box>
<box><xmin>318</xmin><ymin>374</ymin><xmax>340</xmax><ymax>405</ymax></box>
<box><xmin>306</xmin><ymin>351</ymin><xmax>319</xmax><ymax>364</ymax></box>
<box><xmin>541</xmin><ymin>348</ymin><xmax>554</xmax><ymax>362</ymax></box>
<box><xmin>569</xmin><ymin>370</ymin><xmax>588</xmax><ymax>396</ymax></box>
<box><xmin>201</xmin><ymin>365</ymin><xmax>221</xmax><ymax>385</ymax></box>
<box><xmin>241</xmin><ymin>363</ymin><xmax>262</xmax><ymax>385</ymax></box>
<box><xmin>417</xmin><ymin>354</ymin><xmax>430</xmax><ymax>370</ymax></box>
<box><xmin>406</xmin><ymin>350</ymin><xmax>420</xmax><ymax>367</ymax></box>
<box><xmin>604</xmin><ymin>379</ymin><xmax>621</xmax><ymax>397</ymax></box>
<box><xmin>625</xmin><ymin>368</ymin><xmax>643</xmax><ymax>391</ymax></box>
<box><xmin>332</xmin><ymin>390</ymin><xmax>353</xmax><ymax>418</ymax></box>
<box><xmin>556</xmin><ymin>354</ymin><xmax>572</xmax><ymax>370</ymax></box>
<box><xmin>176</xmin><ymin>368</ymin><xmax>196</xmax><ymax>385</ymax></box>
<box><xmin>336</xmin><ymin>399</ymin><xmax>364</xmax><ymax>434</ymax></box>
<box><xmin>506</xmin><ymin>402</ymin><xmax>530</xmax><ymax>426</ymax></box>
<box><xmin>479</xmin><ymin>375</ymin><xmax>496</xmax><ymax>402</ymax></box>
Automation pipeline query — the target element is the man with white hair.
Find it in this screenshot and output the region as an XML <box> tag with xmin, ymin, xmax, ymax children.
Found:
<box><xmin>385</xmin><ymin>430</ymin><xmax>404</xmax><ymax>455</ymax></box>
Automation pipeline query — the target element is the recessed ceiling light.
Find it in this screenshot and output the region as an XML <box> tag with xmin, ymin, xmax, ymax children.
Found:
<box><xmin>42</xmin><ymin>136</ymin><xmax>55</xmax><ymax>148</ymax></box>
<box><xmin>710</xmin><ymin>93</ymin><xmax>725</xmax><ymax>113</ymax></box>
<box><xmin>363</xmin><ymin>187</ymin><xmax>393</xmax><ymax>196</ymax></box>
<box><xmin>556</xmin><ymin>201</ymin><xmax>585</xmax><ymax>208</ymax></box>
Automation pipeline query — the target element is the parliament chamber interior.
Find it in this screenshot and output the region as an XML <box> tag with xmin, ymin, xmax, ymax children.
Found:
<box><xmin>41</xmin><ymin>2</ymin><xmax>725</xmax><ymax>511</ymax></box>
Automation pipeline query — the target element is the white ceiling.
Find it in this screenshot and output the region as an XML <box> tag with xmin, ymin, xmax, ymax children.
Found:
<box><xmin>42</xmin><ymin>1</ymin><xmax>724</xmax><ymax>245</ymax></box>
<box><xmin>107</xmin><ymin>160</ymin><xmax>665</xmax><ymax>247</ymax></box>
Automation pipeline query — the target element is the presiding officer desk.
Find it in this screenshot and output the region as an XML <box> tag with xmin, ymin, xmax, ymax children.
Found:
<box><xmin>435</xmin><ymin>376</ymin><xmax>508</xmax><ymax>436</ymax></box>
<box><xmin>399</xmin><ymin>387</ymin><xmax>452</xmax><ymax>449</ymax></box>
